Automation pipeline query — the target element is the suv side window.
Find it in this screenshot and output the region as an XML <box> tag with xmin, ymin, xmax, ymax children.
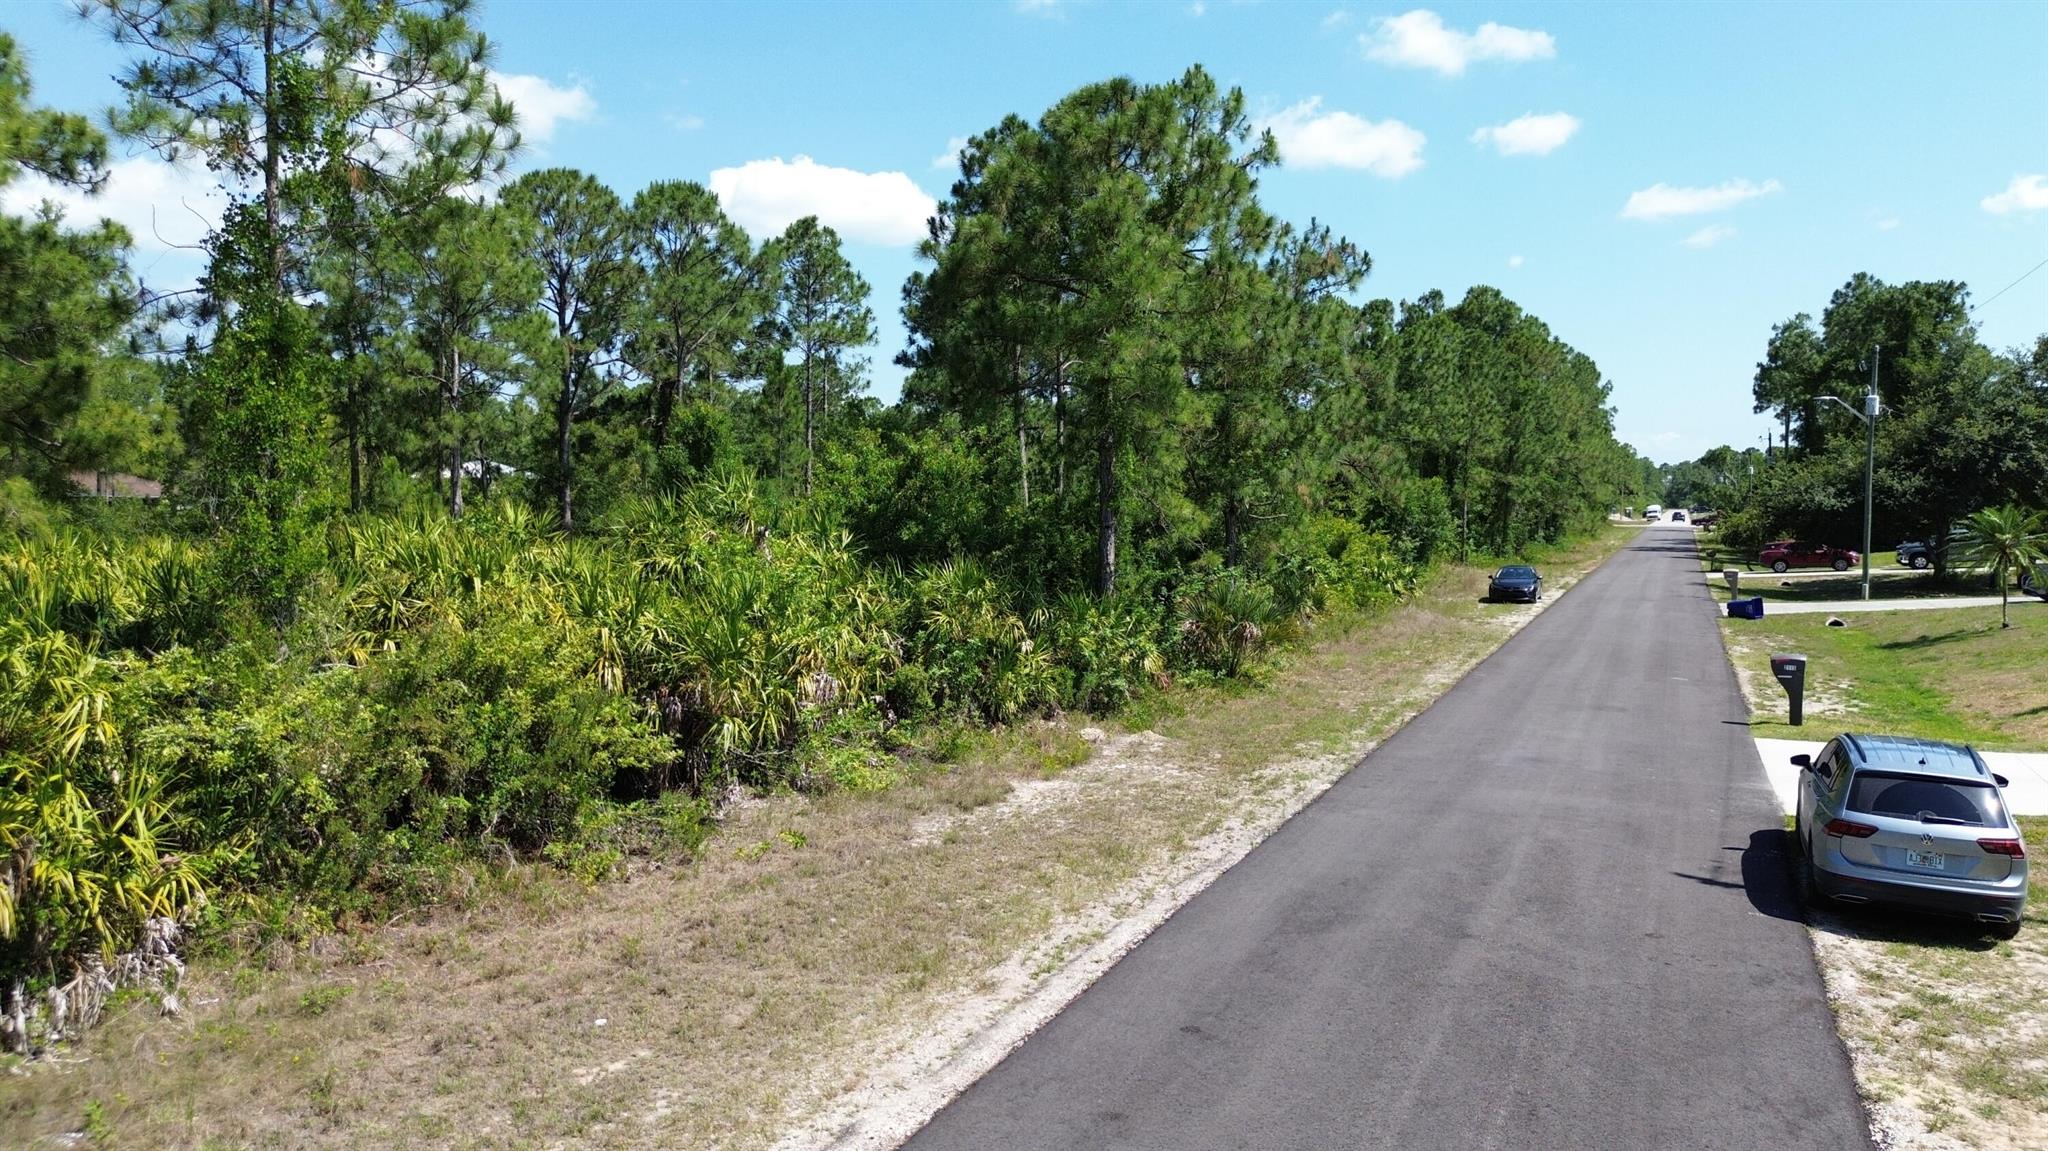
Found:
<box><xmin>1813</xmin><ymin>740</ymin><xmax>1839</xmax><ymax>786</ymax></box>
<box><xmin>1826</xmin><ymin>746</ymin><xmax>1855</xmax><ymax>800</ymax></box>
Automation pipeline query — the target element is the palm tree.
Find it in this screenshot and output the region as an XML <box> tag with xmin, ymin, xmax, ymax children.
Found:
<box><xmin>1952</xmin><ymin>505</ymin><xmax>2048</xmax><ymax>629</ymax></box>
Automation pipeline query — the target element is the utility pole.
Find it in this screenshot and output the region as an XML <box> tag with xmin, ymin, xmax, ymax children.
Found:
<box><xmin>1821</xmin><ymin>345</ymin><xmax>1882</xmax><ymax>600</ymax></box>
<box><xmin>1861</xmin><ymin>347</ymin><xmax>1878</xmax><ymax>601</ymax></box>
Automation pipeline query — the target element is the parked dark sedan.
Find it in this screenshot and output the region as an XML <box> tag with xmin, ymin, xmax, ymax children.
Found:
<box><xmin>1487</xmin><ymin>565</ymin><xmax>1542</xmax><ymax>603</ymax></box>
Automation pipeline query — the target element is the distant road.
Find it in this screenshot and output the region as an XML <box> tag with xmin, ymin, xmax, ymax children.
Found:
<box><xmin>903</xmin><ymin>524</ymin><xmax>1871</xmax><ymax>1150</ymax></box>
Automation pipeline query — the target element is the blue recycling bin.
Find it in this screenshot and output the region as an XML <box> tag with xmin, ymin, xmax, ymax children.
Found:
<box><xmin>1726</xmin><ymin>596</ymin><xmax>1764</xmax><ymax>620</ymax></box>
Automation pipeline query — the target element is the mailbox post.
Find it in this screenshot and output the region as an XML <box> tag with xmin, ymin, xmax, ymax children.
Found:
<box><xmin>1770</xmin><ymin>654</ymin><xmax>1808</xmax><ymax>726</ymax></box>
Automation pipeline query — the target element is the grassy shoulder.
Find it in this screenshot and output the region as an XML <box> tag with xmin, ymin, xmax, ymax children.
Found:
<box><xmin>0</xmin><ymin>526</ymin><xmax>1637</xmax><ymax>1151</ymax></box>
<box><xmin>1808</xmin><ymin>814</ymin><xmax>2048</xmax><ymax>1150</ymax></box>
<box><xmin>1720</xmin><ymin>604</ymin><xmax>2048</xmax><ymax>748</ymax></box>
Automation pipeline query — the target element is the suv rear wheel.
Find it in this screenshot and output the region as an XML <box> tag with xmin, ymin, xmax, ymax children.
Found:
<box><xmin>1909</xmin><ymin>554</ymin><xmax>1930</xmax><ymax>570</ymax></box>
<box><xmin>1771</xmin><ymin>560</ymin><xmax>1790</xmax><ymax>573</ymax></box>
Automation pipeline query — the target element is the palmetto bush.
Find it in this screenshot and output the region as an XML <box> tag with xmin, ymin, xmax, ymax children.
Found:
<box><xmin>1173</xmin><ymin>571</ymin><xmax>1288</xmax><ymax>679</ymax></box>
<box><xmin>3</xmin><ymin>475</ymin><xmax>1420</xmax><ymax>1007</ymax></box>
<box><xmin>901</xmin><ymin>559</ymin><xmax>1059</xmax><ymax>723</ymax></box>
<box><xmin>1046</xmin><ymin>593</ymin><xmax>1168</xmax><ymax>713</ymax></box>
<box><xmin>0</xmin><ymin>586</ymin><xmax>236</xmax><ymax>1005</ymax></box>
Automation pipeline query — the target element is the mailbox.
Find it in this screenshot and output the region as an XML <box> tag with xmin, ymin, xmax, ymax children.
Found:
<box><xmin>1723</xmin><ymin>568</ymin><xmax>1740</xmax><ymax>591</ymax></box>
<box><xmin>1770</xmin><ymin>654</ymin><xmax>1808</xmax><ymax>726</ymax></box>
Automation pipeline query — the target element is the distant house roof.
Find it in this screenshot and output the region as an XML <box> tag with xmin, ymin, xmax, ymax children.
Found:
<box><xmin>68</xmin><ymin>471</ymin><xmax>163</xmax><ymax>499</ymax></box>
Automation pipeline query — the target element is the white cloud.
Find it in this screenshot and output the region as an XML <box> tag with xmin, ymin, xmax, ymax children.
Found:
<box><xmin>708</xmin><ymin>155</ymin><xmax>937</xmax><ymax>246</ymax></box>
<box><xmin>1872</xmin><ymin>213</ymin><xmax>1901</xmax><ymax>231</ymax></box>
<box><xmin>1257</xmin><ymin>98</ymin><xmax>1425</xmax><ymax>178</ymax></box>
<box><xmin>1507</xmin><ymin>254</ymin><xmax>1524</xmax><ymax>268</ymax></box>
<box><xmin>1362</xmin><ymin>10</ymin><xmax>1555</xmax><ymax>76</ymax></box>
<box><xmin>490</xmin><ymin>71</ymin><xmax>597</xmax><ymax>143</ymax></box>
<box><xmin>1621</xmin><ymin>177</ymin><xmax>1781</xmax><ymax>220</ymax></box>
<box><xmin>1</xmin><ymin>155</ymin><xmax>224</xmax><ymax>254</ymax></box>
<box><xmin>1681</xmin><ymin>224</ymin><xmax>1736</xmax><ymax>248</ymax></box>
<box><xmin>1014</xmin><ymin>0</ymin><xmax>1062</xmax><ymax>16</ymax></box>
<box><xmin>1470</xmin><ymin>112</ymin><xmax>1579</xmax><ymax>156</ymax></box>
<box><xmin>665</xmin><ymin>112</ymin><xmax>706</xmax><ymax>133</ymax></box>
<box><xmin>1321</xmin><ymin>11</ymin><xmax>1354</xmax><ymax>32</ymax></box>
<box><xmin>931</xmin><ymin>135</ymin><xmax>971</xmax><ymax>170</ymax></box>
<box><xmin>1981</xmin><ymin>174</ymin><xmax>2048</xmax><ymax>215</ymax></box>
<box><xmin>1189</xmin><ymin>0</ymin><xmax>1207</xmax><ymax>15</ymax></box>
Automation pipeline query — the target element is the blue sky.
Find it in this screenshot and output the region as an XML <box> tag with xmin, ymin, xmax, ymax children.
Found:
<box><xmin>8</xmin><ymin>0</ymin><xmax>2046</xmax><ymax>464</ymax></box>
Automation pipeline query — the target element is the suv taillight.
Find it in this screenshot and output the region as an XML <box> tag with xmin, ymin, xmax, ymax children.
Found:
<box><xmin>1978</xmin><ymin>838</ymin><xmax>2027</xmax><ymax>858</ymax></box>
<box><xmin>1823</xmin><ymin>819</ymin><xmax>1878</xmax><ymax>838</ymax></box>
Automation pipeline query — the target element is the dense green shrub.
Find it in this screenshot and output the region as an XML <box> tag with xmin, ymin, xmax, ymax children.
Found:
<box><xmin>1046</xmin><ymin>593</ymin><xmax>1167</xmax><ymax>712</ymax></box>
<box><xmin>2</xmin><ymin>476</ymin><xmax>1453</xmax><ymax>996</ymax></box>
<box><xmin>901</xmin><ymin>560</ymin><xmax>1059</xmax><ymax>722</ymax></box>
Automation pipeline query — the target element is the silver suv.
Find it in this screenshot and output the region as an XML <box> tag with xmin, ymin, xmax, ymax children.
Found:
<box><xmin>1792</xmin><ymin>733</ymin><xmax>2028</xmax><ymax>938</ymax></box>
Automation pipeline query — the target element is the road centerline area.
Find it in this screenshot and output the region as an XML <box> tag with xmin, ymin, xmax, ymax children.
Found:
<box><xmin>902</xmin><ymin>525</ymin><xmax>1871</xmax><ymax>1151</ymax></box>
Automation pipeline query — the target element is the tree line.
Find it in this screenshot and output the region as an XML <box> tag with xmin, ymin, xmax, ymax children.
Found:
<box><xmin>1665</xmin><ymin>273</ymin><xmax>2048</xmax><ymax>565</ymax></box>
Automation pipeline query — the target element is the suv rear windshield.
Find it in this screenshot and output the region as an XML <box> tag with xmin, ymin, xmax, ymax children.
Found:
<box><xmin>1846</xmin><ymin>771</ymin><xmax>2005</xmax><ymax>826</ymax></box>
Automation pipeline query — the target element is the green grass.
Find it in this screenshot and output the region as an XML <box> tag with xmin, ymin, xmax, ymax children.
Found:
<box><xmin>1725</xmin><ymin>571</ymin><xmax>2003</xmax><ymax>605</ymax></box>
<box><xmin>1722</xmin><ymin>605</ymin><xmax>2048</xmax><ymax>749</ymax></box>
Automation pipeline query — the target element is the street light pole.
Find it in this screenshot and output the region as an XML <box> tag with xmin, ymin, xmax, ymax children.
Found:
<box><xmin>1818</xmin><ymin>345</ymin><xmax>1881</xmax><ymax>601</ymax></box>
<box><xmin>1861</xmin><ymin>347</ymin><xmax>1878</xmax><ymax>601</ymax></box>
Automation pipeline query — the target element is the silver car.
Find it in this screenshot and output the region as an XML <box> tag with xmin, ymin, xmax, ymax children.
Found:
<box><xmin>1792</xmin><ymin>733</ymin><xmax>2028</xmax><ymax>938</ymax></box>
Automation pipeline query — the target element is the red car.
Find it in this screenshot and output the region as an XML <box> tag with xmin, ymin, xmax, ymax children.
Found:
<box><xmin>1760</xmin><ymin>540</ymin><xmax>1860</xmax><ymax>573</ymax></box>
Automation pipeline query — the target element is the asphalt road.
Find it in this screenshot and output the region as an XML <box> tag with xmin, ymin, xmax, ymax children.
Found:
<box><xmin>903</xmin><ymin>524</ymin><xmax>1872</xmax><ymax>1150</ymax></box>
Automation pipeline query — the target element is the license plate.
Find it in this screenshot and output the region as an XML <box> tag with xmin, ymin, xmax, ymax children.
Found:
<box><xmin>1904</xmin><ymin>850</ymin><xmax>1946</xmax><ymax>871</ymax></box>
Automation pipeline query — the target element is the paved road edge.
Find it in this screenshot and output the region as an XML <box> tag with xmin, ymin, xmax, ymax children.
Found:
<box><xmin>771</xmin><ymin>545</ymin><xmax>1633</xmax><ymax>1151</ymax></box>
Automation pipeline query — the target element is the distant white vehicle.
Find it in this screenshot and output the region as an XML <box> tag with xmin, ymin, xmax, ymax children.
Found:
<box><xmin>1644</xmin><ymin>504</ymin><xmax>1663</xmax><ymax>521</ymax></box>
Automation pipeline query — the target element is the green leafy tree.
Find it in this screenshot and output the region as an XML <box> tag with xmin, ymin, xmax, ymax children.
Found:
<box><xmin>909</xmin><ymin>67</ymin><xmax>1274</xmax><ymax>594</ymax></box>
<box><xmin>1186</xmin><ymin>216</ymin><xmax>1369</xmax><ymax>565</ymax></box>
<box><xmin>0</xmin><ymin>33</ymin><xmax>136</xmax><ymax>491</ymax></box>
<box><xmin>1744</xmin><ymin>275</ymin><xmax>2048</xmax><ymax>561</ymax></box>
<box><xmin>0</xmin><ymin>31</ymin><xmax>108</xmax><ymax>188</ymax></box>
<box><xmin>386</xmin><ymin>196</ymin><xmax>538</xmax><ymax>518</ymax></box>
<box><xmin>86</xmin><ymin>0</ymin><xmax>516</xmax><ymax>298</ymax></box>
<box><xmin>0</xmin><ymin>210</ymin><xmax>136</xmax><ymax>490</ymax></box>
<box><xmin>502</xmin><ymin>169</ymin><xmax>636</xmax><ymax>530</ymax></box>
<box><xmin>767</xmin><ymin>217</ymin><xmax>874</xmax><ymax>498</ymax></box>
<box><xmin>625</xmin><ymin>181</ymin><xmax>765</xmax><ymax>453</ymax></box>
<box><xmin>176</xmin><ymin>210</ymin><xmax>331</xmax><ymax>614</ymax></box>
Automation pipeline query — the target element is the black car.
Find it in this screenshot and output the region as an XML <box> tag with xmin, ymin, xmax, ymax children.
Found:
<box><xmin>2023</xmin><ymin>564</ymin><xmax>2045</xmax><ymax>599</ymax></box>
<box><xmin>1487</xmin><ymin>565</ymin><xmax>1542</xmax><ymax>603</ymax></box>
<box><xmin>1897</xmin><ymin>531</ymin><xmax>1970</xmax><ymax>570</ymax></box>
<box><xmin>1896</xmin><ymin>539</ymin><xmax>1936</xmax><ymax>569</ymax></box>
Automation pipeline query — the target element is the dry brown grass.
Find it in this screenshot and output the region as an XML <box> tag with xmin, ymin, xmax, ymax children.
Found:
<box><xmin>1809</xmin><ymin>817</ymin><xmax>2048</xmax><ymax>1151</ymax></box>
<box><xmin>0</xmin><ymin>529</ymin><xmax>1633</xmax><ymax>1151</ymax></box>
